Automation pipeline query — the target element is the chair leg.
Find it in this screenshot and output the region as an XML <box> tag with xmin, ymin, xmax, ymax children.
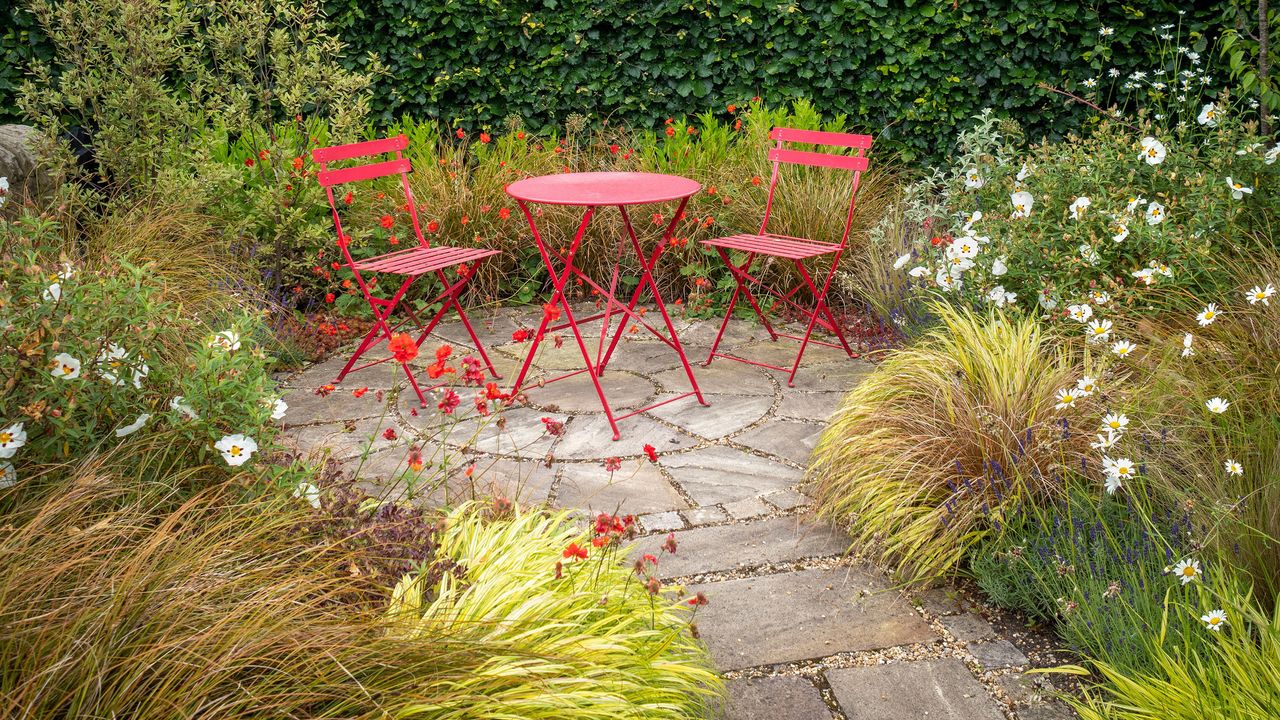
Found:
<box><xmin>435</xmin><ymin>262</ymin><xmax>503</xmax><ymax>380</ymax></box>
<box><xmin>787</xmin><ymin>260</ymin><xmax>846</xmax><ymax>388</ymax></box>
<box><xmin>794</xmin><ymin>259</ymin><xmax>855</xmax><ymax>356</ymax></box>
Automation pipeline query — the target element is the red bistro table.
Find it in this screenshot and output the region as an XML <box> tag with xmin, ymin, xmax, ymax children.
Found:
<box><xmin>506</xmin><ymin>172</ymin><xmax>709</xmax><ymax>440</ymax></box>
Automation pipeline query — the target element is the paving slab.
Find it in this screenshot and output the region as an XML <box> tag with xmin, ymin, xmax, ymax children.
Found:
<box><xmin>787</xmin><ymin>360</ymin><xmax>872</xmax><ymax>392</ymax></box>
<box><xmin>554</xmin><ymin>413</ymin><xmax>698</xmax><ymax>459</ymax></box>
<box><xmin>520</xmin><ymin>370</ymin><xmax>657</xmax><ymax>413</ymax></box>
<box><xmin>941</xmin><ymin>613</ymin><xmax>997</xmax><ymax>643</ymax></box>
<box><xmin>721</xmin><ymin>676</ymin><xmax>832</xmax><ymax>720</ymax></box>
<box><xmin>281</xmin><ymin>416</ymin><xmax>403</xmax><ymax>460</ymax></box>
<box><xmin>689</xmin><ymin>566</ymin><xmax>936</xmax><ymax>670</ymax></box>
<box><xmin>733</xmin><ymin>339</ymin><xmax>853</xmax><ymax>368</ymax></box>
<box><xmin>659</xmin><ymin>446</ymin><xmax>802</xmax><ymax>506</ymax></box>
<box><xmin>733</xmin><ymin>419</ymin><xmax>825</xmax><ymax>465</ymax></box>
<box><xmin>645</xmin><ymin>392</ymin><xmax>772</xmax><ymax>440</ymax></box>
<box><xmin>638</xmin><ymin>515</ymin><xmax>847</xmax><ymax>579</ymax></box>
<box><xmin>555</xmin><ymin>462</ymin><xmax>689</xmax><ymax>515</ymax></box>
<box><xmin>288</xmin><ymin>354</ymin><xmax>411</xmax><ymax>390</ymax></box>
<box><xmin>459</xmin><ymin>456</ymin><xmax>558</xmax><ymax>505</ymax></box>
<box><xmin>826</xmin><ymin>659</ymin><xmax>1004</xmax><ymax>720</ymax></box>
<box><xmin>458</xmin><ymin>406</ymin><xmax>565</xmax><ymax>459</ymax></box>
<box><xmin>279</xmin><ymin>386</ymin><xmax>386</xmax><ymax>425</ymax></box>
<box><xmin>775</xmin><ymin>391</ymin><xmax>846</xmax><ymax>422</ymax></box>
<box><xmin>651</xmin><ymin>361</ymin><xmax>774</xmax><ymax>396</ymax></box>
<box><xmin>685</xmin><ymin>506</ymin><xmax>729</xmax><ymax>526</ymax></box>
<box><xmin>997</xmin><ymin>673</ymin><xmax>1079</xmax><ymax>720</ymax></box>
<box><xmin>639</xmin><ymin>510</ymin><xmax>685</xmax><ymax>533</ymax></box>
<box><xmin>723</xmin><ymin>496</ymin><xmax>772</xmax><ymax>520</ymax></box>
<box><xmin>594</xmin><ymin>339</ymin><xmax>689</xmax><ymax>374</ymax></box>
<box><xmin>969</xmin><ymin>639</ymin><xmax>1029</xmax><ymax>669</ymax></box>
<box><xmin>761</xmin><ymin>488</ymin><xmax>813</xmax><ymax>511</ymax></box>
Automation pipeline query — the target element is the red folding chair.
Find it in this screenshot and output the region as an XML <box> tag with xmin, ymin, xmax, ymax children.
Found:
<box><xmin>701</xmin><ymin>127</ymin><xmax>872</xmax><ymax>387</ymax></box>
<box><xmin>312</xmin><ymin>135</ymin><xmax>502</xmax><ymax>406</ymax></box>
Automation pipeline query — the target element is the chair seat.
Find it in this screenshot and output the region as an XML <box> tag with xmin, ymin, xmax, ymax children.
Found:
<box><xmin>701</xmin><ymin>233</ymin><xmax>840</xmax><ymax>260</ymax></box>
<box><xmin>354</xmin><ymin>245</ymin><xmax>500</xmax><ymax>275</ymax></box>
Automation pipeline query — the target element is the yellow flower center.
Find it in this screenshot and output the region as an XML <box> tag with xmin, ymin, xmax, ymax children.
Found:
<box><xmin>1205</xmin><ymin>311</ymin><xmax>1215</xmax><ymax>319</ymax></box>
<box><xmin>230</xmin><ymin>446</ymin><xmax>242</xmax><ymax>456</ymax></box>
<box><xmin>0</xmin><ymin>432</ymin><xmax>10</xmax><ymax>444</ymax></box>
<box><xmin>1118</xmin><ymin>466</ymin><xmax>1130</xmax><ymax>476</ymax></box>
<box><xmin>1208</xmin><ymin>616</ymin><xmax>1221</xmax><ymax>625</ymax></box>
<box><xmin>62</xmin><ymin>365</ymin><xmax>74</xmax><ymax>375</ymax></box>
<box><xmin>1109</xmin><ymin>422</ymin><xmax>1120</xmax><ymax>429</ymax></box>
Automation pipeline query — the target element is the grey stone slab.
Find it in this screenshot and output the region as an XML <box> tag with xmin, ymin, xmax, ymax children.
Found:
<box><xmin>463</xmin><ymin>456</ymin><xmax>557</xmax><ymax>505</ymax></box>
<box><xmin>684</xmin><ymin>506</ymin><xmax>728</xmax><ymax>526</ymax></box>
<box><xmin>969</xmin><ymin>639</ymin><xmax>1029</xmax><ymax>670</ymax></box>
<box><xmin>595</xmin><ymin>339</ymin><xmax>689</xmax><ymax>374</ymax></box>
<box><xmin>941</xmin><ymin>613</ymin><xmax>997</xmax><ymax>643</ymax></box>
<box><xmin>281</xmin><ymin>416</ymin><xmax>403</xmax><ymax>459</ymax></box>
<box><xmin>645</xmin><ymin>393</ymin><xmax>772</xmax><ymax>440</ymax></box>
<box><xmin>639</xmin><ymin>511</ymin><xmax>685</xmax><ymax>533</ymax></box>
<box><xmin>659</xmin><ymin>446</ymin><xmax>802</xmax><ymax>506</ymax></box>
<box><xmin>997</xmin><ymin>674</ymin><xmax>1078</xmax><ymax>720</ymax></box>
<box><xmin>775</xmin><ymin>391</ymin><xmax>846</xmax><ymax>422</ymax></box>
<box><xmin>787</xmin><ymin>360</ymin><xmax>872</xmax><ymax>392</ymax></box>
<box><xmin>734</xmin><ymin>339</ymin><xmax>852</xmax><ymax>368</ymax></box>
<box><xmin>638</xmin><ymin>515</ymin><xmax>847</xmax><ymax>579</ymax></box>
<box><xmin>724</xmin><ymin>496</ymin><xmax>772</xmax><ymax>520</ymax></box>
<box><xmin>651</xmin><ymin>362</ymin><xmax>774</xmax><ymax>396</ymax></box>
<box><xmin>458</xmin><ymin>406</ymin><xmax>566</xmax><ymax>459</ymax></box>
<box><xmin>762</xmin><ymin>488</ymin><xmax>812</xmax><ymax>511</ymax></box>
<box><xmin>689</xmin><ymin>566</ymin><xmax>936</xmax><ymax>671</ymax></box>
<box><xmin>826</xmin><ymin>659</ymin><xmax>1004</xmax><ymax>720</ymax></box>
<box><xmin>555</xmin><ymin>462</ymin><xmax>689</xmax><ymax>515</ymax></box>
<box><xmin>429</xmin><ymin>307</ymin><xmax>524</xmax><ymax>349</ymax></box>
<box><xmin>677</xmin><ymin>319</ymin><xmax>779</xmax><ymax>348</ymax></box>
<box><xmin>722</xmin><ymin>676</ymin><xmax>832</xmax><ymax>720</ymax></box>
<box><xmin>521</xmin><ymin>371</ymin><xmax>657</xmax><ymax>413</ymax></box>
<box><xmin>554</xmin><ymin>414</ymin><xmax>698</xmax><ymax>459</ymax></box>
<box><xmin>733</xmin><ymin>420</ymin><xmax>824</xmax><ymax>465</ymax></box>
<box><xmin>279</xmin><ymin>386</ymin><xmax>386</xmax><ymax>425</ymax></box>
<box><xmin>291</xmin><ymin>354</ymin><xmax>414</xmax><ymax>390</ymax></box>
<box><xmin>915</xmin><ymin>587</ymin><xmax>977</xmax><ymax>617</ymax></box>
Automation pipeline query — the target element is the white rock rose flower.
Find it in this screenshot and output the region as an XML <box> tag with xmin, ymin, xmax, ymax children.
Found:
<box><xmin>215</xmin><ymin>434</ymin><xmax>259</xmax><ymax>466</ymax></box>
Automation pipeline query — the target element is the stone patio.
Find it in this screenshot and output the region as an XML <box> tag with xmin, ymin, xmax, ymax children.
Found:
<box><xmin>278</xmin><ymin>306</ymin><xmax>1075</xmax><ymax>720</ymax></box>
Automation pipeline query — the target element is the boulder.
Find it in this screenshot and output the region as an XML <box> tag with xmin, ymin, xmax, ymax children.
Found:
<box><xmin>0</xmin><ymin>124</ymin><xmax>53</xmax><ymax>208</ymax></box>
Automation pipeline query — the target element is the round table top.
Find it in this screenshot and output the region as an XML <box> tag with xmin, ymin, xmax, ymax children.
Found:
<box><xmin>506</xmin><ymin>172</ymin><xmax>701</xmax><ymax>206</ymax></box>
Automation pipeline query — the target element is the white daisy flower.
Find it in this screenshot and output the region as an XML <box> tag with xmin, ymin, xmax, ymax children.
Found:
<box><xmin>1016</xmin><ymin>163</ymin><xmax>1030</xmax><ymax>182</ymax></box>
<box><xmin>1225</xmin><ymin>177</ymin><xmax>1254</xmax><ymax>200</ymax></box>
<box><xmin>1111</xmin><ymin>339</ymin><xmax>1136</xmax><ymax>357</ymax></box>
<box><xmin>292</xmin><ymin>482</ymin><xmax>321</xmax><ymax>509</ymax></box>
<box><xmin>1197</xmin><ymin>103</ymin><xmax>1218</xmax><ymax>126</ymax></box>
<box><xmin>215</xmin><ymin>433</ymin><xmax>258</xmax><ymax>466</ymax></box>
<box><xmin>1104</xmin><ymin>473</ymin><xmax>1123</xmax><ymax>495</ymax></box>
<box><xmin>1145</xmin><ymin>201</ymin><xmax>1166</xmax><ymax>225</ymax></box>
<box><xmin>170</xmin><ymin>396</ymin><xmax>198</xmax><ymax>420</ymax></box>
<box><xmin>893</xmin><ymin>252</ymin><xmax>912</xmax><ymax>270</ymax></box>
<box><xmin>987</xmin><ymin>285</ymin><xmax>1017</xmax><ymax>307</ymax></box>
<box><xmin>1201</xmin><ymin>609</ymin><xmax>1227</xmax><ymax>631</ymax></box>
<box><xmin>1055</xmin><ymin>387</ymin><xmax>1079</xmax><ymax>410</ymax></box>
<box><xmin>1139</xmin><ymin>136</ymin><xmax>1167</xmax><ymax>165</ymax></box>
<box><xmin>1182</xmin><ymin>332</ymin><xmax>1195</xmax><ymax>357</ymax></box>
<box><xmin>935</xmin><ymin>270</ymin><xmax>960</xmax><ymax>292</ymax></box>
<box><xmin>49</xmin><ymin>353</ymin><xmax>81</xmax><ymax>380</ymax></box>
<box><xmin>1092</xmin><ymin>431</ymin><xmax>1120</xmax><ymax>450</ymax></box>
<box><xmin>0</xmin><ymin>462</ymin><xmax>15</xmax><ymax>489</ymax></box>
<box><xmin>947</xmin><ymin>256</ymin><xmax>975</xmax><ymax>274</ymax></box>
<box><xmin>1173</xmin><ymin>557</ymin><xmax>1201</xmax><ymax>584</ymax></box>
<box><xmin>1103</xmin><ymin>456</ymin><xmax>1137</xmax><ymax>481</ymax></box>
<box><xmin>1099</xmin><ymin>26</ymin><xmax>1114</xmax><ymax>36</ymax></box>
<box><xmin>0</xmin><ymin>422</ymin><xmax>27</xmax><ymax>459</ymax></box>
<box><xmin>964</xmin><ymin>168</ymin><xmax>985</xmax><ymax>189</ymax></box>
<box><xmin>1076</xmin><ymin>376</ymin><xmax>1099</xmax><ymax>396</ymax></box>
<box><xmin>1067</xmin><ymin>304</ymin><xmax>1093</xmax><ymax>322</ymax></box>
<box><xmin>1197</xmin><ymin>303</ymin><xmax>1220</xmax><ymax>326</ymax></box>
<box><xmin>115</xmin><ymin>413</ymin><xmax>150</xmax><ymax>437</ymax></box>
<box><xmin>1082</xmin><ymin>78</ymin><xmax>1098</xmax><ymax>88</ymax></box>
<box><xmin>1039</xmin><ymin>293</ymin><xmax>1058</xmax><ymax>311</ymax></box>
<box><xmin>1224</xmin><ymin>459</ymin><xmax>1243</xmax><ymax>476</ymax></box>
<box><xmin>1010</xmin><ymin>191</ymin><xmax>1034</xmax><ymax>219</ymax></box>
<box><xmin>57</xmin><ymin>262</ymin><xmax>75</xmax><ymax>280</ymax></box>
<box><xmin>962</xmin><ymin>210</ymin><xmax>983</xmax><ymax>233</ymax></box>
<box><xmin>1246</xmin><ymin>284</ymin><xmax>1275</xmax><ymax>305</ymax></box>
<box><xmin>1079</xmin><ymin>244</ymin><xmax>1101</xmax><ymax>266</ymax></box>
<box><xmin>1069</xmin><ymin>196</ymin><xmax>1092</xmax><ymax>220</ymax></box>
<box><xmin>1205</xmin><ymin>397</ymin><xmax>1230</xmax><ymax>414</ymax></box>
<box><xmin>210</xmin><ymin>330</ymin><xmax>242</xmax><ymax>352</ymax></box>
<box><xmin>1102</xmin><ymin>413</ymin><xmax>1129</xmax><ymax>433</ymax></box>
<box><xmin>1087</xmin><ymin>318</ymin><xmax>1113</xmax><ymax>343</ymax></box>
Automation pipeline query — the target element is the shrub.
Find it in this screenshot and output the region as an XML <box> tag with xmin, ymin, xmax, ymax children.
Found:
<box><xmin>388</xmin><ymin>504</ymin><xmax>723</xmax><ymax>719</ymax></box>
<box><xmin>808</xmin><ymin>303</ymin><xmax>1098</xmax><ymax>583</ymax></box>
<box><xmin>0</xmin><ymin>214</ymin><xmax>279</xmax><ymax>484</ymax></box>
<box><xmin>972</xmin><ymin>484</ymin><xmax>1206</xmax><ymax>674</ymax></box>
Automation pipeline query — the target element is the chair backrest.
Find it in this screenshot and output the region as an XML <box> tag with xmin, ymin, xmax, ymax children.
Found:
<box><xmin>760</xmin><ymin>127</ymin><xmax>873</xmax><ymax>251</ymax></box>
<box><xmin>311</xmin><ymin>134</ymin><xmax>429</xmax><ymax>253</ymax></box>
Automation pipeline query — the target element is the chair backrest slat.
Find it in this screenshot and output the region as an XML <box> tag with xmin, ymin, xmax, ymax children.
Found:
<box><xmin>768</xmin><ymin>147</ymin><xmax>869</xmax><ymax>172</ymax></box>
<box><xmin>769</xmin><ymin>127</ymin><xmax>873</xmax><ymax>150</ymax></box>
<box><xmin>311</xmin><ymin>135</ymin><xmax>409</xmax><ymax>163</ymax></box>
<box><xmin>316</xmin><ymin>158</ymin><xmax>412</xmax><ymax>187</ymax></box>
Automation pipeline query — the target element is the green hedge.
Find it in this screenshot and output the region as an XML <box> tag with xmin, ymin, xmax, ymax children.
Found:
<box><xmin>0</xmin><ymin>4</ymin><xmax>50</xmax><ymax>125</ymax></box>
<box><xmin>323</xmin><ymin>0</ymin><xmax>1231</xmax><ymax>160</ymax></box>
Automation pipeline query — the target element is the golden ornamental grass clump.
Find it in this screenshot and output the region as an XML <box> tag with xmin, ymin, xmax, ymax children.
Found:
<box><xmin>808</xmin><ymin>303</ymin><xmax>1098</xmax><ymax>584</ymax></box>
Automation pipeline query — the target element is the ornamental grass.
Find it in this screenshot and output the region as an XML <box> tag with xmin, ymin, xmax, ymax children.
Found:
<box><xmin>808</xmin><ymin>302</ymin><xmax>1096</xmax><ymax>584</ymax></box>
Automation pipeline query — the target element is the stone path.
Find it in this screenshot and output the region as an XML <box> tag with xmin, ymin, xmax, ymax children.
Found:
<box><xmin>278</xmin><ymin>307</ymin><xmax>1075</xmax><ymax>720</ymax></box>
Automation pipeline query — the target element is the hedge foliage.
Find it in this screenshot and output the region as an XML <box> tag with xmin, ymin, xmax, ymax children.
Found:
<box><xmin>322</xmin><ymin>0</ymin><xmax>1231</xmax><ymax>159</ymax></box>
<box><xmin>2</xmin><ymin>1</ymin><xmax>1232</xmax><ymax>159</ymax></box>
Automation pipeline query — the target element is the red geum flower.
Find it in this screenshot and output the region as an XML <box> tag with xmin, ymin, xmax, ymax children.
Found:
<box><xmin>258</xmin><ymin>149</ymin><xmax>270</xmax><ymax>160</ymax></box>
<box><xmin>352</xmin><ymin>387</ymin><xmax>369</xmax><ymax>398</ymax></box>
<box><xmin>516</xmin><ymin>130</ymin><xmax>526</xmax><ymax>140</ymax></box>
<box><xmin>387</xmin><ymin>333</ymin><xmax>419</xmax><ymax>363</ymax></box>
<box><xmin>315</xmin><ymin>384</ymin><xmax>336</xmax><ymax>397</ymax></box>
<box><xmin>382</xmin><ymin>427</ymin><xmax>398</xmax><ymax>441</ymax></box>
<box><xmin>687</xmin><ymin>591</ymin><xmax>709</xmax><ymax>606</ymax></box>
<box><xmin>734</xmin><ymin>119</ymin><xmax>742</xmax><ymax>131</ymax></box>
<box><xmin>380</xmin><ymin>214</ymin><xmax>394</xmax><ymax>229</ymax></box>
<box><xmin>541</xmin><ymin>417</ymin><xmax>565</xmax><ymax>436</ymax></box>
<box><xmin>562</xmin><ymin>542</ymin><xmax>588</xmax><ymax>560</ymax></box>
<box><xmin>455</xmin><ymin>128</ymin><xmax>466</xmax><ymax>139</ymax></box>
<box><xmin>652</xmin><ymin>213</ymin><xmax>664</xmax><ymax>225</ymax></box>
<box><xmin>642</xmin><ymin>444</ymin><xmax>658</xmax><ymax>462</ymax></box>
<box><xmin>479</xmin><ymin>132</ymin><xmax>491</xmax><ymax>144</ymax></box>
<box><xmin>427</xmin><ymin>220</ymin><xmax>439</xmax><ymax>233</ymax></box>
<box><xmin>343</xmin><ymin>191</ymin><xmax>354</xmax><ymax>205</ymax></box>
<box><xmin>603</xmin><ymin>456</ymin><xmax>622</xmax><ymax>472</ymax></box>
<box><xmin>292</xmin><ymin>156</ymin><xmax>304</xmax><ymax>171</ymax></box>
<box><xmin>325</xmin><ymin>293</ymin><xmax>335</xmax><ymax>303</ymax></box>
<box><xmin>665</xmin><ymin>126</ymin><xmax>675</xmax><ymax>137</ymax></box>
<box><xmin>484</xmin><ymin>382</ymin><xmax>509</xmax><ymax>401</ymax></box>
<box><xmin>244</xmin><ymin>157</ymin><xmax>255</xmax><ymax>167</ymax></box>
<box><xmin>643</xmin><ymin>553</ymin><xmax>659</xmax><ymax>565</ymax></box>
<box><xmin>511</xmin><ymin>328</ymin><xmax>531</xmax><ymax>342</ymax></box>
<box><xmin>727</xmin><ymin>103</ymin><xmax>737</xmax><ymax>113</ymax></box>
<box><xmin>542</xmin><ymin>302</ymin><xmax>562</xmax><ymax>322</ymax></box>
<box><xmin>498</xmin><ymin>207</ymin><xmax>511</xmax><ymax>220</ymax></box>
<box><xmin>609</xmin><ymin>143</ymin><xmax>619</xmax><ymax>154</ymax></box>
<box><xmin>438</xmin><ymin>388</ymin><xmax>461</xmax><ymax>414</ymax></box>
<box><xmin>407</xmin><ymin>445</ymin><xmax>424</xmax><ymax>472</ymax></box>
<box><xmin>662</xmin><ymin>532</ymin><xmax>678</xmax><ymax>554</ymax></box>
